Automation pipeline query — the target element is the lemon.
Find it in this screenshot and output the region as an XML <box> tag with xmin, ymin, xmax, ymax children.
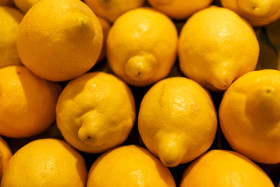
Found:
<box><xmin>221</xmin><ymin>0</ymin><xmax>280</xmax><ymax>26</ymax></box>
<box><xmin>178</xmin><ymin>6</ymin><xmax>259</xmax><ymax>91</ymax></box>
<box><xmin>148</xmin><ymin>0</ymin><xmax>213</xmax><ymax>20</ymax></box>
<box><xmin>84</xmin><ymin>0</ymin><xmax>145</xmax><ymax>23</ymax></box>
<box><xmin>56</xmin><ymin>72</ymin><xmax>136</xmax><ymax>153</ymax></box>
<box><xmin>87</xmin><ymin>145</ymin><xmax>176</xmax><ymax>187</ymax></box>
<box><xmin>138</xmin><ymin>77</ymin><xmax>217</xmax><ymax>167</ymax></box>
<box><xmin>180</xmin><ymin>150</ymin><xmax>274</xmax><ymax>187</ymax></box>
<box><xmin>0</xmin><ymin>6</ymin><xmax>23</xmax><ymax>68</ymax></box>
<box><xmin>107</xmin><ymin>8</ymin><xmax>178</xmax><ymax>87</ymax></box>
<box><xmin>0</xmin><ymin>66</ymin><xmax>60</xmax><ymax>138</ymax></box>
<box><xmin>1</xmin><ymin>138</ymin><xmax>87</xmax><ymax>187</ymax></box>
<box><xmin>219</xmin><ymin>69</ymin><xmax>280</xmax><ymax>164</ymax></box>
<box><xmin>17</xmin><ymin>0</ymin><xmax>103</xmax><ymax>82</ymax></box>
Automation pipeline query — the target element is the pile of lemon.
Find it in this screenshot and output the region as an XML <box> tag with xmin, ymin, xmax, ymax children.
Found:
<box><xmin>0</xmin><ymin>0</ymin><xmax>279</xmax><ymax>186</ymax></box>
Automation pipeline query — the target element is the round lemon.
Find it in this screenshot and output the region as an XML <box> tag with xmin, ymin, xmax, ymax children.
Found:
<box><xmin>138</xmin><ymin>77</ymin><xmax>217</xmax><ymax>167</ymax></box>
<box><xmin>87</xmin><ymin>145</ymin><xmax>176</xmax><ymax>187</ymax></box>
<box><xmin>1</xmin><ymin>138</ymin><xmax>87</xmax><ymax>187</ymax></box>
<box><xmin>107</xmin><ymin>8</ymin><xmax>178</xmax><ymax>87</ymax></box>
<box><xmin>17</xmin><ymin>0</ymin><xmax>103</xmax><ymax>82</ymax></box>
<box><xmin>219</xmin><ymin>69</ymin><xmax>280</xmax><ymax>164</ymax></box>
<box><xmin>56</xmin><ymin>72</ymin><xmax>136</xmax><ymax>153</ymax></box>
<box><xmin>0</xmin><ymin>65</ymin><xmax>60</xmax><ymax>138</ymax></box>
<box><xmin>178</xmin><ymin>6</ymin><xmax>259</xmax><ymax>91</ymax></box>
<box><xmin>180</xmin><ymin>150</ymin><xmax>274</xmax><ymax>187</ymax></box>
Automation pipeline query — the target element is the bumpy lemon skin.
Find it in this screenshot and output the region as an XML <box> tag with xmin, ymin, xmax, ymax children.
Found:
<box><xmin>106</xmin><ymin>8</ymin><xmax>178</xmax><ymax>87</ymax></box>
<box><xmin>180</xmin><ymin>150</ymin><xmax>274</xmax><ymax>187</ymax></box>
<box><xmin>219</xmin><ymin>69</ymin><xmax>280</xmax><ymax>164</ymax></box>
<box><xmin>138</xmin><ymin>77</ymin><xmax>217</xmax><ymax>167</ymax></box>
<box><xmin>56</xmin><ymin>72</ymin><xmax>136</xmax><ymax>154</ymax></box>
<box><xmin>178</xmin><ymin>6</ymin><xmax>259</xmax><ymax>91</ymax></box>
<box><xmin>17</xmin><ymin>0</ymin><xmax>103</xmax><ymax>82</ymax></box>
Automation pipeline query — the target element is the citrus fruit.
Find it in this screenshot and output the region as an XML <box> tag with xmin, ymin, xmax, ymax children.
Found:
<box><xmin>180</xmin><ymin>150</ymin><xmax>274</xmax><ymax>187</ymax></box>
<box><xmin>178</xmin><ymin>6</ymin><xmax>259</xmax><ymax>91</ymax></box>
<box><xmin>0</xmin><ymin>6</ymin><xmax>23</xmax><ymax>68</ymax></box>
<box><xmin>148</xmin><ymin>0</ymin><xmax>213</xmax><ymax>20</ymax></box>
<box><xmin>97</xmin><ymin>16</ymin><xmax>111</xmax><ymax>63</ymax></box>
<box><xmin>14</xmin><ymin>0</ymin><xmax>40</xmax><ymax>13</ymax></box>
<box><xmin>219</xmin><ymin>69</ymin><xmax>280</xmax><ymax>164</ymax></box>
<box><xmin>1</xmin><ymin>138</ymin><xmax>87</xmax><ymax>187</ymax></box>
<box><xmin>56</xmin><ymin>72</ymin><xmax>136</xmax><ymax>153</ymax></box>
<box><xmin>17</xmin><ymin>0</ymin><xmax>103</xmax><ymax>82</ymax></box>
<box><xmin>84</xmin><ymin>0</ymin><xmax>145</xmax><ymax>23</ymax></box>
<box><xmin>107</xmin><ymin>8</ymin><xmax>178</xmax><ymax>87</ymax></box>
<box><xmin>0</xmin><ymin>65</ymin><xmax>60</xmax><ymax>138</ymax></box>
<box><xmin>0</xmin><ymin>137</ymin><xmax>12</xmax><ymax>178</ymax></box>
<box><xmin>87</xmin><ymin>145</ymin><xmax>176</xmax><ymax>187</ymax></box>
<box><xmin>221</xmin><ymin>0</ymin><xmax>280</xmax><ymax>26</ymax></box>
<box><xmin>138</xmin><ymin>77</ymin><xmax>217</xmax><ymax>167</ymax></box>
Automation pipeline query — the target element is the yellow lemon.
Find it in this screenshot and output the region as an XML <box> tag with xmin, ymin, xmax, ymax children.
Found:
<box><xmin>56</xmin><ymin>72</ymin><xmax>136</xmax><ymax>153</ymax></box>
<box><xmin>87</xmin><ymin>145</ymin><xmax>176</xmax><ymax>187</ymax></box>
<box><xmin>0</xmin><ymin>66</ymin><xmax>60</xmax><ymax>138</ymax></box>
<box><xmin>148</xmin><ymin>0</ymin><xmax>213</xmax><ymax>20</ymax></box>
<box><xmin>97</xmin><ymin>16</ymin><xmax>111</xmax><ymax>63</ymax></box>
<box><xmin>221</xmin><ymin>0</ymin><xmax>280</xmax><ymax>26</ymax></box>
<box><xmin>17</xmin><ymin>0</ymin><xmax>103</xmax><ymax>82</ymax></box>
<box><xmin>14</xmin><ymin>0</ymin><xmax>41</xmax><ymax>13</ymax></box>
<box><xmin>0</xmin><ymin>6</ymin><xmax>23</xmax><ymax>68</ymax></box>
<box><xmin>107</xmin><ymin>8</ymin><xmax>178</xmax><ymax>87</ymax></box>
<box><xmin>1</xmin><ymin>138</ymin><xmax>87</xmax><ymax>187</ymax></box>
<box><xmin>180</xmin><ymin>150</ymin><xmax>274</xmax><ymax>187</ymax></box>
<box><xmin>178</xmin><ymin>6</ymin><xmax>259</xmax><ymax>91</ymax></box>
<box><xmin>219</xmin><ymin>69</ymin><xmax>280</xmax><ymax>164</ymax></box>
<box><xmin>138</xmin><ymin>77</ymin><xmax>217</xmax><ymax>167</ymax></box>
<box><xmin>0</xmin><ymin>137</ymin><xmax>12</xmax><ymax>178</ymax></box>
<box><xmin>84</xmin><ymin>0</ymin><xmax>145</xmax><ymax>23</ymax></box>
